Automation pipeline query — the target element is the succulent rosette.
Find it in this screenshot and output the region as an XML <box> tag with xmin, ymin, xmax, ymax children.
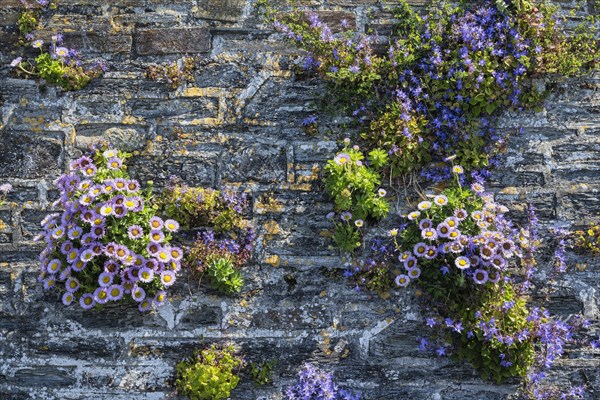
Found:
<box><xmin>36</xmin><ymin>145</ymin><xmax>182</xmax><ymax>312</ymax></box>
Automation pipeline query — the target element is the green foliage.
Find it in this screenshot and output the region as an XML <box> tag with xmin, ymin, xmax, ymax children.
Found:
<box><xmin>18</xmin><ymin>10</ymin><xmax>38</xmax><ymax>36</ymax></box>
<box><xmin>572</xmin><ymin>224</ymin><xmax>600</xmax><ymax>256</ymax></box>
<box><xmin>175</xmin><ymin>344</ymin><xmax>243</xmax><ymax>400</ymax></box>
<box><xmin>324</xmin><ymin>145</ymin><xmax>390</xmax><ymax>252</ymax></box>
<box><xmin>160</xmin><ymin>178</ymin><xmax>247</xmax><ymax>233</ymax></box>
<box><xmin>145</xmin><ymin>56</ymin><xmax>199</xmax><ymax>89</ymax></box>
<box><xmin>207</xmin><ymin>257</ymin><xmax>245</xmax><ymax>294</ymax></box>
<box><xmin>34</xmin><ymin>52</ymin><xmax>97</xmax><ymax>91</ymax></box>
<box><xmin>249</xmin><ymin>359</ymin><xmax>277</xmax><ymax>386</ymax></box>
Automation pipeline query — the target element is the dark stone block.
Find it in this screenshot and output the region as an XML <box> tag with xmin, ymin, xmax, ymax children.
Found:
<box><xmin>20</xmin><ymin>209</ymin><xmax>48</xmax><ymax>240</ymax></box>
<box><xmin>12</xmin><ymin>366</ymin><xmax>76</xmax><ymax>387</ymax></box>
<box><xmin>194</xmin><ymin>0</ymin><xmax>246</xmax><ymax>22</ymax></box>
<box><xmin>128</xmin><ymin>98</ymin><xmax>218</xmax><ymax>119</ymax></box>
<box><xmin>0</xmin><ymin>130</ymin><xmax>63</xmax><ymax>179</ymax></box>
<box><xmin>135</xmin><ymin>27</ymin><xmax>211</xmax><ymax>55</ymax></box>
<box><xmin>221</xmin><ymin>143</ymin><xmax>287</xmax><ymax>184</ymax></box>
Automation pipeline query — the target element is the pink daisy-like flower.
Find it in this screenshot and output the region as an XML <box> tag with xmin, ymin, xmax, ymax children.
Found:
<box><xmin>149</xmin><ymin>230</ymin><xmax>165</xmax><ymax>243</ymax></box>
<box><xmin>104</xmin><ymin>242</ymin><xmax>117</xmax><ymax>257</ymax></box>
<box><xmin>154</xmin><ymin>291</ymin><xmax>167</xmax><ymax>307</ymax></box>
<box><xmin>413</xmin><ymin>242</ymin><xmax>428</xmax><ymax>257</ymax></box>
<box><xmin>126</xmin><ymin>180</ymin><xmax>140</xmax><ymax>193</ymax></box>
<box><xmin>169</xmin><ymin>247</ymin><xmax>183</xmax><ymax>262</ymax></box>
<box><xmin>65</xmin><ymin>277</ymin><xmax>80</xmax><ymax>292</ymax></box>
<box><xmin>138</xmin><ymin>267</ymin><xmax>154</xmax><ymax>283</ymax></box>
<box><xmin>138</xmin><ymin>298</ymin><xmax>152</xmax><ymax>312</ymax></box>
<box><xmin>455</xmin><ymin>256</ymin><xmax>470</xmax><ymax>270</ymax></box>
<box><xmin>131</xmin><ymin>286</ymin><xmax>146</xmax><ymax>302</ymax></box>
<box><xmin>395</xmin><ymin>274</ymin><xmax>410</xmax><ymax>287</ymax></box>
<box><xmin>404</xmin><ymin>256</ymin><xmax>417</xmax><ymax>270</ymax></box>
<box><xmin>433</xmin><ymin>195</ymin><xmax>448</xmax><ymax>206</ymax></box>
<box><xmin>94</xmin><ymin>287</ymin><xmax>109</xmax><ymax>304</ymax></box>
<box><xmin>419</xmin><ymin>219</ymin><xmax>433</xmax><ymax>230</ymax></box>
<box><xmin>454</xmin><ymin>209</ymin><xmax>468</xmax><ymax>221</ymax></box>
<box><xmin>161</xmin><ymin>270</ymin><xmax>176</xmax><ymax>287</ymax></box>
<box><xmin>149</xmin><ymin>216</ymin><xmax>164</xmax><ymax>230</ymax></box>
<box><xmin>79</xmin><ymin>293</ymin><xmax>95</xmax><ymax>309</ymax></box>
<box><xmin>62</xmin><ymin>292</ymin><xmax>75</xmax><ymax>306</ymax></box>
<box><xmin>164</xmin><ymin>219</ymin><xmax>180</xmax><ymax>232</ymax></box>
<box><xmin>98</xmin><ymin>272</ymin><xmax>113</xmax><ymax>287</ymax></box>
<box><xmin>107</xmin><ymin>157</ymin><xmax>122</xmax><ymax>170</ymax></box>
<box><xmin>407</xmin><ymin>267</ymin><xmax>421</xmax><ymax>279</ymax></box>
<box><xmin>421</xmin><ymin>228</ymin><xmax>437</xmax><ymax>241</ymax></box>
<box><xmin>107</xmin><ymin>284</ymin><xmax>124</xmax><ymax>301</ymax></box>
<box><xmin>473</xmin><ymin>269</ymin><xmax>488</xmax><ymax>284</ymax></box>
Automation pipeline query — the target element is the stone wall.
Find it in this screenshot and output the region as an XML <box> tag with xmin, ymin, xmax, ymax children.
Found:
<box><xmin>0</xmin><ymin>0</ymin><xmax>599</xmax><ymax>399</ymax></box>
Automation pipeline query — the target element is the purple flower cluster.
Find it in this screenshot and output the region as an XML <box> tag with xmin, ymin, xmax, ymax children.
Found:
<box><xmin>36</xmin><ymin>147</ymin><xmax>182</xmax><ymax>312</ymax></box>
<box><xmin>285</xmin><ymin>364</ymin><xmax>360</xmax><ymax>400</ymax></box>
<box><xmin>394</xmin><ymin>183</ymin><xmax>517</xmax><ymax>288</ymax></box>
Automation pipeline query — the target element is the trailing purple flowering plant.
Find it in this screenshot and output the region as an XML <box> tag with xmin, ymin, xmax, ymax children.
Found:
<box><xmin>36</xmin><ymin>144</ymin><xmax>183</xmax><ymax>312</ymax></box>
<box><xmin>285</xmin><ymin>363</ymin><xmax>360</xmax><ymax>400</ymax></box>
<box><xmin>275</xmin><ymin>0</ymin><xmax>597</xmax><ymax>179</ymax></box>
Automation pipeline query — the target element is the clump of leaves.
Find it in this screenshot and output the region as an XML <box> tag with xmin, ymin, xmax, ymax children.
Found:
<box><xmin>11</xmin><ymin>36</ymin><xmax>105</xmax><ymax>91</ymax></box>
<box><xmin>249</xmin><ymin>359</ymin><xmax>277</xmax><ymax>386</ymax></box>
<box><xmin>146</xmin><ymin>56</ymin><xmax>199</xmax><ymax>89</ymax></box>
<box><xmin>160</xmin><ymin>177</ymin><xmax>248</xmax><ymax>233</ymax></box>
<box><xmin>186</xmin><ymin>229</ymin><xmax>255</xmax><ymax>294</ymax></box>
<box><xmin>324</xmin><ymin>142</ymin><xmax>390</xmax><ymax>252</ymax></box>
<box><xmin>572</xmin><ymin>223</ymin><xmax>600</xmax><ymax>256</ymax></box>
<box><xmin>175</xmin><ymin>343</ymin><xmax>243</xmax><ymax>400</ymax></box>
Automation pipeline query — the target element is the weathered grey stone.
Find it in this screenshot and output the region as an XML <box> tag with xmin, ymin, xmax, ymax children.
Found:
<box><xmin>0</xmin><ymin>1</ymin><xmax>599</xmax><ymax>399</ymax></box>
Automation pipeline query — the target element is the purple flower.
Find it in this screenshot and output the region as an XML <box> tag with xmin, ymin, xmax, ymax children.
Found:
<box><xmin>473</xmin><ymin>269</ymin><xmax>488</xmax><ymax>284</ymax></box>
<box><xmin>127</xmin><ymin>225</ymin><xmax>144</xmax><ymax>239</ymax></box>
<box><xmin>161</xmin><ymin>270</ymin><xmax>176</xmax><ymax>287</ymax></box>
<box><xmin>10</xmin><ymin>57</ymin><xmax>22</xmax><ymax>68</ymax></box>
<box><xmin>139</xmin><ymin>267</ymin><xmax>154</xmax><ymax>283</ymax></box>
<box><xmin>131</xmin><ymin>286</ymin><xmax>146</xmax><ymax>302</ymax></box>
<box><xmin>334</xmin><ymin>153</ymin><xmax>351</xmax><ymax>166</ymax></box>
<box><xmin>93</xmin><ymin>287</ymin><xmax>109</xmax><ymax>304</ymax></box>
<box><xmin>149</xmin><ymin>216</ymin><xmax>164</xmax><ymax>230</ymax></box>
<box><xmin>107</xmin><ymin>284</ymin><xmax>124</xmax><ymax>301</ymax></box>
<box><xmin>79</xmin><ymin>293</ymin><xmax>95</xmax><ymax>309</ymax></box>
<box><xmin>62</xmin><ymin>292</ymin><xmax>74</xmax><ymax>306</ymax></box>
<box><xmin>395</xmin><ymin>274</ymin><xmax>410</xmax><ymax>287</ymax></box>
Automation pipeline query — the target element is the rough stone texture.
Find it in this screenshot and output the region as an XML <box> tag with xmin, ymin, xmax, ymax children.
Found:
<box><xmin>0</xmin><ymin>1</ymin><xmax>599</xmax><ymax>400</ymax></box>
